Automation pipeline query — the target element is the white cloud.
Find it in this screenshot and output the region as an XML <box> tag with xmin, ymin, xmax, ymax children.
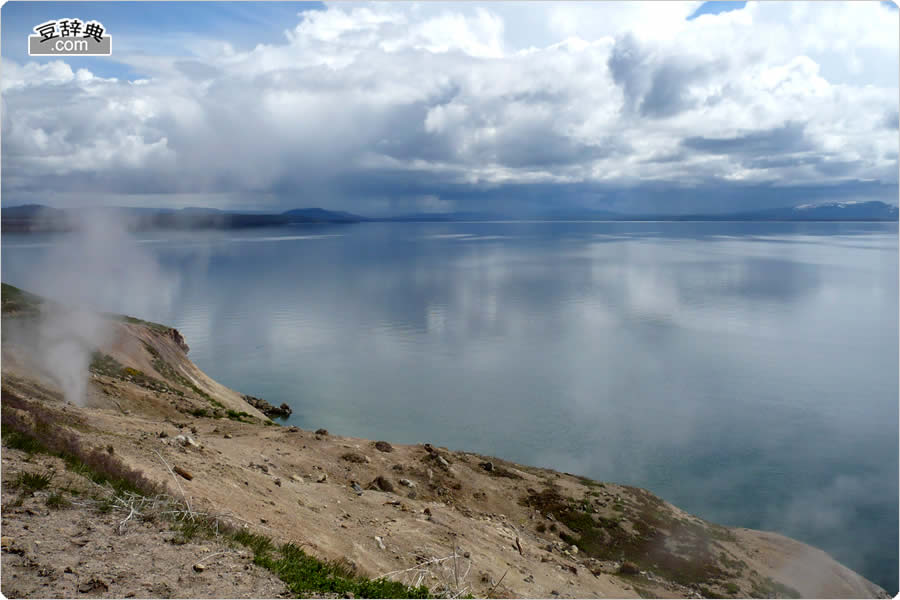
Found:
<box><xmin>2</xmin><ymin>2</ymin><xmax>896</xmax><ymax>212</ymax></box>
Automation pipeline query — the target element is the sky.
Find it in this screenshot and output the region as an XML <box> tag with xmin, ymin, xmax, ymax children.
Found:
<box><xmin>2</xmin><ymin>1</ymin><xmax>898</xmax><ymax>216</ymax></box>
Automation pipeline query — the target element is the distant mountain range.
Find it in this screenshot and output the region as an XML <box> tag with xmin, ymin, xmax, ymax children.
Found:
<box><xmin>0</xmin><ymin>205</ymin><xmax>366</xmax><ymax>232</ymax></box>
<box><xmin>2</xmin><ymin>201</ymin><xmax>896</xmax><ymax>232</ymax></box>
<box><xmin>377</xmin><ymin>201</ymin><xmax>899</xmax><ymax>222</ymax></box>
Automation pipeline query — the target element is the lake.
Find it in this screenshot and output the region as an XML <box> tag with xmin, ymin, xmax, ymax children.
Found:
<box><xmin>2</xmin><ymin>220</ymin><xmax>897</xmax><ymax>591</ymax></box>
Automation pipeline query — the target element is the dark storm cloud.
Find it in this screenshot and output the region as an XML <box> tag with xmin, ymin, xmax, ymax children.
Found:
<box><xmin>682</xmin><ymin>121</ymin><xmax>810</xmax><ymax>156</ymax></box>
<box><xmin>608</xmin><ymin>32</ymin><xmax>722</xmax><ymax>118</ymax></box>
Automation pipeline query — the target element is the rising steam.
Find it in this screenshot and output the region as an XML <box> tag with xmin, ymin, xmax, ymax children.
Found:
<box><xmin>21</xmin><ymin>210</ymin><xmax>179</xmax><ymax>405</ymax></box>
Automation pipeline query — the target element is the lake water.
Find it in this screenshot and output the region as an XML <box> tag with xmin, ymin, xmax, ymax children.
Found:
<box><xmin>2</xmin><ymin>221</ymin><xmax>897</xmax><ymax>591</ymax></box>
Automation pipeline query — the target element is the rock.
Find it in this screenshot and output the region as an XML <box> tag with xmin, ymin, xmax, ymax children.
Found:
<box><xmin>169</xmin><ymin>328</ymin><xmax>190</xmax><ymax>353</ymax></box>
<box><xmin>398</xmin><ymin>478</ymin><xmax>416</xmax><ymax>488</ymax></box>
<box><xmin>290</xmin><ymin>475</ymin><xmax>304</xmax><ymax>483</ymax></box>
<box><xmin>436</xmin><ymin>456</ymin><xmax>450</xmax><ymax>468</ymax></box>
<box><xmin>78</xmin><ymin>578</ymin><xmax>108</xmax><ymax>594</ymax></box>
<box><xmin>351</xmin><ymin>481</ymin><xmax>364</xmax><ymax>495</ymax></box>
<box><xmin>173</xmin><ymin>466</ymin><xmax>193</xmax><ymax>480</ymax></box>
<box><xmin>344</xmin><ymin>592</ymin><xmax>355</xmax><ymax>599</ymax></box>
<box><xmin>368</xmin><ymin>476</ymin><xmax>394</xmax><ymax>493</ymax></box>
<box><xmin>316</xmin><ymin>473</ymin><xmax>327</xmax><ymax>483</ymax></box>
<box><xmin>341</xmin><ymin>453</ymin><xmax>367</xmax><ymax>464</ymax></box>
<box><xmin>287</xmin><ymin>426</ymin><xmax>299</xmax><ymax>433</ymax></box>
<box><xmin>479</xmin><ymin>461</ymin><xmax>494</xmax><ymax>472</ymax></box>
<box><xmin>243</xmin><ymin>394</ymin><xmax>292</xmax><ymax>418</ymax></box>
<box><xmin>274</xmin><ymin>478</ymin><xmax>282</xmax><ymax>487</ymax></box>
<box><xmin>618</xmin><ymin>561</ymin><xmax>640</xmax><ymax>575</ymax></box>
<box><xmin>427</xmin><ymin>468</ymin><xmax>434</xmax><ymax>481</ymax></box>
<box><xmin>407</xmin><ymin>491</ymin><xmax>417</xmax><ymax>500</ymax></box>
<box><xmin>193</xmin><ymin>563</ymin><xmax>206</xmax><ymax>572</ymax></box>
<box><xmin>374</xmin><ymin>536</ymin><xmax>386</xmax><ymax>550</ymax></box>
<box><xmin>175</xmin><ymin>434</ymin><xmax>200</xmax><ymax>448</ymax></box>
<box><xmin>524</xmin><ymin>575</ymin><xmax>535</xmax><ymax>583</ymax></box>
<box><xmin>424</xmin><ymin>443</ymin><xmax>435</xmax><ymax>453</ymax></box>
<box><xmin>0</xmin><ymin>537</ymin><xmax>12</xmax><ymax>550</ymax></box>
<box><xmin>374</xmin><ymin>441</ymin><xmax>393</xmax><ymax>453</ymax></box>
<box><xmin>569</xmin><ymin>544</ymin><xmax>579</xmax><ymax>555</ymax></box>
<box><xmin>315</xmin><ymin>428</ymin><xmax>329</xmax><ymax>436</ymax></box>
<box><xmin>224</xmin><ymin>433</ymin><xmax>233</xmax><ymax>439</ymax></box>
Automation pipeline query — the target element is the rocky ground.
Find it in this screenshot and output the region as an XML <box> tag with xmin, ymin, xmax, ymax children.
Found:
<box><xmin>0</xmin><ymin>284</ymin><xmax>891</xmax><ymax>599</ymax></box>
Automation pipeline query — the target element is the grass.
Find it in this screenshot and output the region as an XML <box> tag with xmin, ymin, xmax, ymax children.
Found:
<box><xmin>118</xmin><ymin>314</ymin><xmax>173</xmax><ymax>334</ymax></box>
<box><xmin>89</xmin><ymin>352</ymin><xmax>172</xmax><ymax>396</ymax></box>
<box><xmin>14</xmin><ymin>469</ymin><xmax>55</xmax><ymax>492</ymax></box>
<box><xmin>226</xmin><ymin>410</ymin><xmax>256</xmax><ymax>423</ymax></box>
<box><xmin>250</xmin><ymin>540</ymin><xmax>430</xmax><ymax>598</ymax></box>
<box><xmin>1</xmin><ymin>282</ymin><xmax>44</xmax><ymax>314</ymax></box>
<box><xmin>92</xmin><ymin>346</ymin><xmax>226</xmax><ymax>415</ymax></box>
<box><xmin>749</xmin><ymin>577</ymin><xmax>802</xmax><ymax>599</ymax></box>
<box><xmin>521</xmin><ymin>484</ymin><xmax>736</xmax><ymax>588</ymax></box>
<box><xmin>141</xmin><ymin>341</ymin><xmax>222</xmax><ymax>407</ymax></box>
<box><xmin>46</xmin><ymin>491</ymin><xmax>71</xmax><ymax>509</ymax></box>
<box><xmin>2</xmin><ymin>390</ymin><xmax>163</xmax><ymax>498</ymax></box>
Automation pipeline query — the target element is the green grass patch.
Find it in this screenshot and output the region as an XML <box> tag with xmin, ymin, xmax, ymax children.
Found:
<box><xmin>117</xmin><ymin>314</ymin><xmax>172</xmax><ymax>334</ymax></box>
<box><xmin>141</xmin><ymin>341</ymin><xmax>221</xmax><ymax>407</ymax></box>
<box><xmin>749</xmin><ymin>577</ymin><xmax>801</xmax><ymax>599</ymax></box>
<box><xmin>2</xmin><ymin>391</ymin><xmax>162</xmax><ymax>498</ymax></box>
<box><xmin>1</xmin><ymin>282</ymin><xmax>44</xmax><ymax>314</ymax></box>
<box><xmin>14</xmin><ymin>468</ymin><xmax>55</xmax><ymax>492</ymax></box>
<box><xmin>3</xmin><ymin>429</ymin><xmax>48</xmax><ymax>454</ymax></box>
<box><xmin>522</xmin><ymin>485</ymin><xmax>737</xmax><ymax>588</ymax></box>
<box><xmin>250</xmin><ymin>541</ymin><xmax>429</xmax><ymax>598</ymax></box>
<box><xmin>226</xmin><ymin>410</ymin><xmax>256</xmax><ymax>423</ymax></box>
<box><xmin>46</xmin><ymin>490</ymin><xmax>71</xmax><ymax>509</ymax></box>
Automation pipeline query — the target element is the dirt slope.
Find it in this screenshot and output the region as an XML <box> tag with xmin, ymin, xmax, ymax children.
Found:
<box><xmin>0</xmin><ymin>290</ymin><xmax>890</xmax><ymax>599</ymax></box>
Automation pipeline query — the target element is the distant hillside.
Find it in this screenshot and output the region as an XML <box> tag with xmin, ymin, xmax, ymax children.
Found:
<box><xmin>282</xmin><ymin>208</ymin><xmax>365</xmax><ymax>223</ymax></box>
<box><xmin>373</xmin><ymin>202</ymin><xmax>899</xmax><ymax>222</ymax></box>
<box><xmin>668</xmin><ymin>201</ymin><xmax>900</xmax><ymax>222</ymax></box>
<box><xmin>1</xmin><ymin>205</ymin><xmax>365</xmax><ymax>232</ymax></box>
<box><xmin>1</xmin><ymin>205</ymin><xmax>71</xmax><ymax>232</ymax></box>
<box><xmin>3</xmin><ymin>201</ymin><xmax>896</xmax><ymax>232</ymax></box>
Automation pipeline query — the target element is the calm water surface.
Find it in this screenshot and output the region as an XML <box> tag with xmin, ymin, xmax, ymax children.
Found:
<box><xmin>3</xmin><ymin>221</ymin><xmax>897</xmax><ymax>591</ymax></box>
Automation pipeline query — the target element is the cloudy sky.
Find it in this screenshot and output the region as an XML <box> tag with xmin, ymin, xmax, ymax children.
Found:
<box><xmin>2</xmin><ymin>1</ymin><xmax>898</xmax><ymax>216</ymax></box>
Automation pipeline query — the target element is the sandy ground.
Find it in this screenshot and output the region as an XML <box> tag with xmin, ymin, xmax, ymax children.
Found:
<box><xmin>1</xmin><ymin>448</ymin><xmax>288</xmax><ymax>599</ymax></box>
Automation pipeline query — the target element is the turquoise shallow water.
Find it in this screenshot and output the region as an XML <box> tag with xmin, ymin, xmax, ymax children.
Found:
<box><xmin>3</xmin><ymin>221</ymin><xmax>897</xmax><ymax>591</ymax></box>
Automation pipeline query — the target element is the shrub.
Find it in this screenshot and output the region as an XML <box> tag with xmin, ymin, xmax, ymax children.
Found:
<box><xmin>2</xmin><ymin>390</ymin><xmax>163</xmax><ymax>498</ymax></box>
<box><xmin>46</xmin><ymin>491</ymin><xmax>70</xmax><ymax>509</ymax></box>
<box><xmin>14</xmin><ymin>469</ymin><xmax>55</xmax><ymax>492</ymax></box>
<box><xmin>340</xmin><ymin>453</ymin><xmax>367</xmax><ymax>464</ymax></box>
